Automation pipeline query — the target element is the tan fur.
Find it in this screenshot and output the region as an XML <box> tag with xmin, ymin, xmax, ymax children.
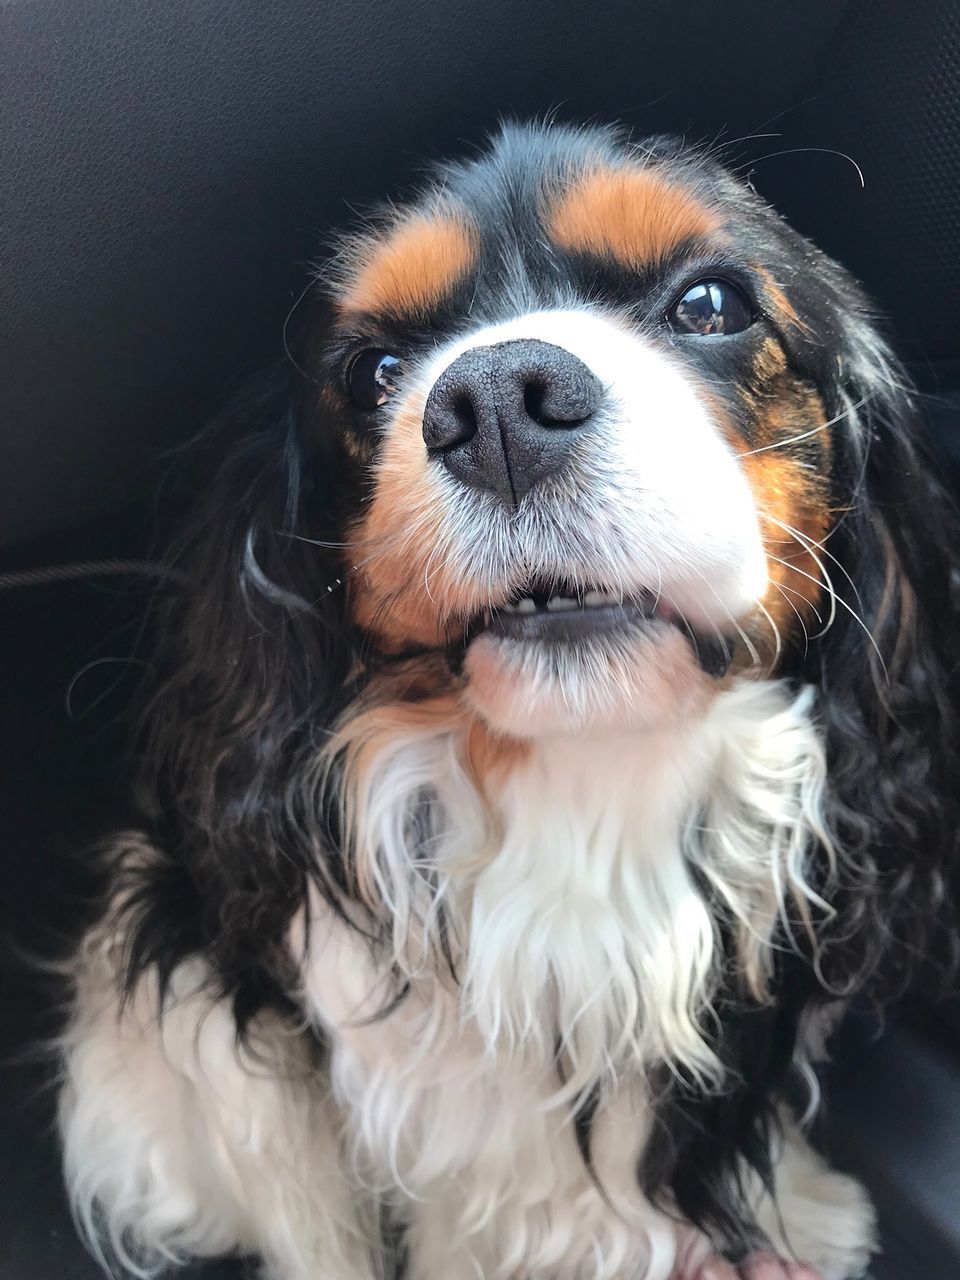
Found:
<box><xmin>338</xmin><ymin>214</ymin><xmax>477</xmax><ymax>317</ymax></box>
<box><xmin>549</xmin><ymin>167</ymin><xmax>717</xmax><ymax>266</ymax></box>
<box><xmin>740</xmin><ymin>384</ymin><xmax>833</xmax><ymax>653</ymax></box>
<box><xmin>346</xmin><ymin>398</ymin><xmax>484</xmax><ymax>650</ymax></box>
<box><xmin>688</xmin><ymin>369</ymin><xmax>826</xmax><ymax>667</ymax></box>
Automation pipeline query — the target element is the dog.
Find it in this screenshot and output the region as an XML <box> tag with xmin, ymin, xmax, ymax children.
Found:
<box><xmin>59</xmin><ymin>121</ymin><xmax>959</xmax><ymax>1280</ymax></box>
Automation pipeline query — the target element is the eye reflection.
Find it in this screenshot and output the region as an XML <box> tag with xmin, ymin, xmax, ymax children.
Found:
<box><xmin>669</xmin><ymin>280</ymin><xmax>753</xmax><ymax>336</ymax></box>
<box><xmin>347</xmin><ymin>349</ymin><xmax>403</xmax><ymax>410</ymax></box>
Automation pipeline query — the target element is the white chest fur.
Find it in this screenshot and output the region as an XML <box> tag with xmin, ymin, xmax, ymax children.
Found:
<box><xmin>294</xmin><ymin>678</ymin><xmax>831</xmax><ymax>1278</ymax></box>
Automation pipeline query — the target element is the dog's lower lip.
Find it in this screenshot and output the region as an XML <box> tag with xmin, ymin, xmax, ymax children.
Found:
<box><xmin>470</xmin><ymin>594</ymin><xmax>733</xmax><ymax>677</ymax></box>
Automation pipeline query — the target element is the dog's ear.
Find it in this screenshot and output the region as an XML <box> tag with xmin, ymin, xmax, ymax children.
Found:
<box><xmin>803</xmin><ymin>324</ymin><xmax>960</xmax><ymax>999</ymax></box>
<box><xmin>137</xmin><ymin>360</ymin><xmax>355</xmax><ymax>1016</ymax></box>
<box><xmin>649</xmin><ymin>328</ymin><xmax>960</xmax><ymax>1257</ymax></box>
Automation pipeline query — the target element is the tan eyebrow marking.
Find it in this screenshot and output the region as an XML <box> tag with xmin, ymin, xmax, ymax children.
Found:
<box><xmin>548</xmin><ymin>166</ymin><xmax>718</xmax><ymax>267</ymax></box>
<box><xmin>338</xmin><ymin>214</ymin><xmax>478</xmax><ymax>317</ymax></box>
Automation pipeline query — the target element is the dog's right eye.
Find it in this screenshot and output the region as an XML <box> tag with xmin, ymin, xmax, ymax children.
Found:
<box><xmin>347</xmin><ymin>349</ymin><xmax>403</xmax><ymax>410</ymax></box>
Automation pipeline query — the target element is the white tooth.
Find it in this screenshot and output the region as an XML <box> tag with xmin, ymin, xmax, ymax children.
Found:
<box><xmin>516</xmin><ymin>598</ymin><xmax>536</xmax><ymax>614</ymax></box>
<box><xmin>582</xmin><ymin>590</ymin><xmax>607</xmax><ymax>607</ymax></box>
<box><xmin>546</xmin><ymin>596</ymin><xmax>577</xmax><ymax>612</ymax></box>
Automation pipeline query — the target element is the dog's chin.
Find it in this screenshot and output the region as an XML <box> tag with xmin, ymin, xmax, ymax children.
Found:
<box><xmin>462</xmin><ymin>619</ymin><xmax>720</xmax><ymax>738</ymax></box>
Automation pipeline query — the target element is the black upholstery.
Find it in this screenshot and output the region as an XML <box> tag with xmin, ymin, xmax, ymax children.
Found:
<box><xmin>2</xmin><ymin>1</ymin><xmax>959</xmax><ymax>1277</ymax></box>
<box><xmin>9</xmin><ymin>0</ymin><xmax>960</xmax><ymax>549</ymax></box>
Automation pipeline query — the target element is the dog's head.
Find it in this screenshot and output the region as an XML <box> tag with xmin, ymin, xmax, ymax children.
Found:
<box><xmin>279</xmin><ymin>123</ymin><xmax>916</xmax><ymax>736</ymax></box>
<box><xmin>151</xmin><ymin>121</ymin><xmax>957</xmax><ymax>1001</ymax></box>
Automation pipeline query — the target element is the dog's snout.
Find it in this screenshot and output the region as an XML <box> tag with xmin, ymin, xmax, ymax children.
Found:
<box><xmin>422</xmin><ymin>338</ymin><xmax>602</xmax><ymax>505</ymax></box>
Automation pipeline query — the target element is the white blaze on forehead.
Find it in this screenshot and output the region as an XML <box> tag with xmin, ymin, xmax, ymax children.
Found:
<box><xmin>406</xmin><ymin>308</ymin><xmax>768</xmax><ymax>625</ymax></box>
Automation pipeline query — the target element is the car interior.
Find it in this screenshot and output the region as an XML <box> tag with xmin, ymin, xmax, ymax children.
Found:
<box><xmin>2</xmin><ymin>1</ymin><xmax>959</xmax><ymax>1276</ymax></box>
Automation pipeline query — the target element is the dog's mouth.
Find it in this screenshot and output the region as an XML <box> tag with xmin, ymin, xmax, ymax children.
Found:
<box><xmin>470</xmin><ymin>578</ymin><xmax>734</xmax><ymax>677</ymax></box>
<box><xmin>481</xmin><ymin>581</ymin><xmax>664</xmax><ymax>641</ymax></box>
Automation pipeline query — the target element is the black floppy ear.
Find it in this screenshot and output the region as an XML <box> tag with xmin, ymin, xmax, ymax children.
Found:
<box><xmin>803</xmin><ymin>328</ymin><xmax>960</xmax><ymax>999</ymax></box>
<box><xmin>128</xmin><ymin>361</ymin><xmax>356</xmax><ymax>1021</ymax></box>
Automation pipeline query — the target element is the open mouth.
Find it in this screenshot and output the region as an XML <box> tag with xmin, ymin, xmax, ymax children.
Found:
<box><xmin>475</xmin><ymin>579</ymin><xmax>734</xmax><ymax>677</ymax></box>
<box><xmin>482</xmin><ymin>581</ymin><xmax>665</xmax><ymax>642</ymax></box>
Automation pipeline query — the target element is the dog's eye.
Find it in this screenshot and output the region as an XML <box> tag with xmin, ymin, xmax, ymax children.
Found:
<box><xmin>668</xmin><ymin>280</ymin><xmax>752</xmax><ymax>336</ymax></box>
<box><xmin>347</xmin><ymin>349</ymin><xmax>403</xmax><ymax>410</ymax></box>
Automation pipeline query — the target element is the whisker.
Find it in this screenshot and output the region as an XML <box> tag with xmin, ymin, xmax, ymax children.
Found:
<box><xmin>770</xmin><ymin>582</ymin><xmax>811</xmax><ymax>658</ymax></box>
<box><xmin>650</xmin><ymin>559</ymin><xmax>664</xmax><ymax>613</ymax></box>
<box><xmin>766</xmin><ymin>553</ymin><xmax>887</xmax><ymax>677</ymax></box>
<box><xmin>736</xmin><ymin>394</ymin><xmax>874</xmax><ymax>460</ymax></box>
<box><xmin>762</xmin><ymin>511</ymin><xmax>865</xmax><ymax>613</ymax></box>
<box><xmin>759</xmin><ymin>518</ymin><xmax>840</xmax><ymax>642</ymax></box>
<box><xmin>764</xmin><ymin>550</ymin><xmax>835</xmax><ymax>640</ymax></box>
<box><xmin>754</xmin><ymin>599</ymin><xmax>783</xmax><ymax>668</ymax></box>
<box><xmin>744</xmin><ymin>145</ymin><xmax>865</xmax><ymax>190</ymax></box>
<box><xmin>274</xmin><ymin>530</ymin><xmax>352</xmax><ymax>549</ymax></box>
<box><xmin>687</xmin><ymin>565</ymin><xmax>761</xmax><ymax>667</ymax></box>
<box><xmin>281</xmin><ymin>279</ymin><xmax>319</xmax><ymax>383</ymax></box>
<box><xmin>774</xmin><ymin>580</ymin><xmax>823</xmax><ymax>627</ymax></box>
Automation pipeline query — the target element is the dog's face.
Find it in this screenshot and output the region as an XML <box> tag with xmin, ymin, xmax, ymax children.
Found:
<box><xmin>300</xmin><ymin>126</ymin><xmax>870</xmax><ymax>736</ymax></box>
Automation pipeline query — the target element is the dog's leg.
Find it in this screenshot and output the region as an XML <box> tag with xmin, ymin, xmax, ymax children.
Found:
<box><xmin>674</xmin><ymin>1118</ymin><xmax>874</xmax><ymax>1280</ymax></box>
<box><xmin>60</xmin><ymin>892</ymin><xmax>378</xmax><ymax>1279</ymax></box>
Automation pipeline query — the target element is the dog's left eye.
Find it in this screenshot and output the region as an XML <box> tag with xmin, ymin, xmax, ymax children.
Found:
<box><xmin>668</xmin><ymin>280</ymin><xmax>753</xmax><ymax>336</ymax></box>
<box><xmin>347</xmin><ymin>349</ymin><xmax>403</xmax><ymax>410</ymax></box>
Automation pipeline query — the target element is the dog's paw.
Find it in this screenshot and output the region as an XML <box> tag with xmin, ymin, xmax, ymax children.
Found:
<box><xmin>680</xmin><ymin>1251</ymin><xmax>823</xmax><ymax>1280</ymax></box>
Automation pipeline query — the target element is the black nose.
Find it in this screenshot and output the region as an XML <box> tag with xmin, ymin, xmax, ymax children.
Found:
<box><xmin>421</xmin><ymin>338</ymin><xmax>603</xmax><ymax>506</ymax></box>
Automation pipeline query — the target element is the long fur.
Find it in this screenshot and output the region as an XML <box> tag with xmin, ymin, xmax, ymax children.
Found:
<box><xmin>58</xmin><ymin>121</ymin><xmax>959</xmax><ymax>1279</ymax></box>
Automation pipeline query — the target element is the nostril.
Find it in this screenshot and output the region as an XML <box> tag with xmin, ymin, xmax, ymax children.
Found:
<box><xmin>422</xmin><ymin>385</ymin><xmax>480</xmax><ymax>452</ymax></box>
<box><xmin>522</xmin><ymin>362</ymin><xmax>601</xmax><ymax>428</ymax></box>
<box><xmin>522</xmin><ymin>379</ymin><xmax>549</xmax><ymax>425</ymax></box>
<box><xmin>521</xmin><ymin>376</ymin><xmax>592</xmax><ymax>427</ymax></box>
<box><xmin>450</xmin><ymin>393</ymin><xmax>478</xmax><ymax>446</ymax></box>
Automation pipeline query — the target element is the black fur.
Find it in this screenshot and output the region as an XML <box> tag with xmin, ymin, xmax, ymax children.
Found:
<box><xmin>123</xmin><ymin>368</ymin><xmax>359</xmax><ymax>1031</ymax></box>
<box><xmin>641</xmin><ymin>168</ymin><xmax>960</xmax><ymax>1248</ymax></box>
<box><xmin>105</xmin><ymin>121</ymin><xmax>959</xmax><ymax>1256</ymax></box>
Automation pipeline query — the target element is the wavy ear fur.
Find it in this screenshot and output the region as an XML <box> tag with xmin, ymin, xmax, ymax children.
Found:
<box><xmin>119</xmin><ymin>363</ymin><xmax>356</xmax><ymax>1029</ymax></box>
<box><xmin>646</xmin><ymin>306</ymin><xmax>960</xmax><ymax>1252</ymax></box>
<box><xmin>803</xmin><ymin>332</ymin><xmax>960</xmax><ymax>1000</ymax></box>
